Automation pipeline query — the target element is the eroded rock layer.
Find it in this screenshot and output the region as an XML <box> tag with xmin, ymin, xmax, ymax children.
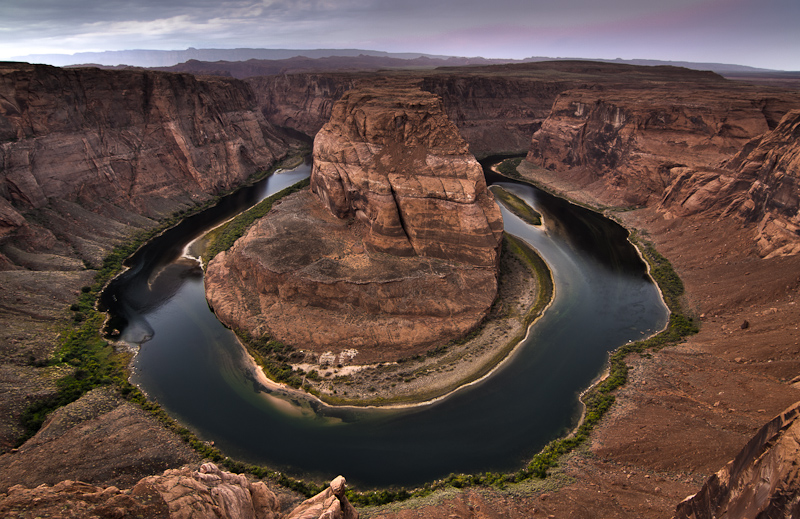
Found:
<box><xmin>660</xmin><ymin>109</ymin><xmax>800</xmax><ymax>257</ymax></box>
<box><xmin>0</xmin><ymin>465</ymin><xmax>357</xmax><ymax>519</ymax></box>
<box><xmin>311</xmin><ymin>87</ymin><xmax>503</xmax><ymax>267</ymax></box>
<box><xmin>0</xmin><ymin>62</ymin><xmax>289</xmax><ymax>268</ymax></box>
<box><xmin>206</xmin><ymin>87</ymin><xmax>502</xmax><ymax>362</ymax></box>
<box><xmin>524</xmin><ymin>80</ymin><xmax>800</xmax><ymax>256</ymax></box>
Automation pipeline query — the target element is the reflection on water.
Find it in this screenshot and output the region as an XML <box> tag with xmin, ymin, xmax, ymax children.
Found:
<box><xmin>104</xmin><ymin>158</ymin><xmax>669</xmax><ymax>487</ymax></box>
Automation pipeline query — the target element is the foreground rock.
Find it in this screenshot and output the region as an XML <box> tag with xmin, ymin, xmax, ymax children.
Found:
<box><xmin>0</xmin><ymin>464</ymin><xmax>356</xmax><ymax>519</ymax></box>
<box><xmin>674</xmin><ymin>401</ymin><xmax>800</xmax><ymax>519</ymax></box>
<box><xmin>206</xmin><ymin>87</ymin><xmax>502</xmax><ymax>362</ymax></box>
<box><xmin>287</xmin><ymin>475</ymin><xmax>357</xmax><ymax>519</ymax></box>
<box><xmin>0</xmin><ymin>388</ymin><xmax>200</xmax><ymax>492</ymax></box>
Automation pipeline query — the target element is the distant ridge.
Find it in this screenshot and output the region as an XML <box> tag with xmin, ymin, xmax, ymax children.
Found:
<box><xmin>11</xmin><ymin>48</ymin><xmax>459</xmax><ymax>68</ymax></box>
<box><xmin>10</xmin><ymin>47</ymin><xmax>784</xmax><ymax>74</ymax></box>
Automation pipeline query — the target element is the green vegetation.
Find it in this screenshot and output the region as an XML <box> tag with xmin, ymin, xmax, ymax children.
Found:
<box><xmin>236</xmin><ymin>331</ymin><xmax>307</xmax><ymax>390</ymax></box>
<box><xmin>490</xmin><ymin>185</ymin><xmax>542</xmax><ymax>225</ymax></box>
<box><xmin>201</xmin><ymin>178</ymin><xmax>310</xmax><ymax>265</ymax></box>
<box><xmin>496</xmin><ymin>156</ymin><xmax>524</xmax><ymax>179</ymax></box>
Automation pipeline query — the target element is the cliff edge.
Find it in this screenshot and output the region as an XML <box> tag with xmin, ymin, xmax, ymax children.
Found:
<box><xmin>205</xmin><ymin>86</ymin><xmax>503</xmax><ymax>363</ymax></box>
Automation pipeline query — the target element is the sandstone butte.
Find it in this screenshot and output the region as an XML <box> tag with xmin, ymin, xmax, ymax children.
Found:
<box><xmin>205</xmin><ymin>86</ymin><xmax>504</xmax><ymax>363</ymax></box>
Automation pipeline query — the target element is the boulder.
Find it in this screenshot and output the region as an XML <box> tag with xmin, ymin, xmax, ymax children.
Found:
<box><xmin>286</xmin><ymin>475</ymin><xmax>358</xmax><ymax>519</ymax></box>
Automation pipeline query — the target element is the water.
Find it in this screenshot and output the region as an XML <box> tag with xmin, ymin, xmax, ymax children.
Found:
<box><xmin>103</xmin><ymin>159</ymin><xmax>669</xmax><ymax>488</ymax></box>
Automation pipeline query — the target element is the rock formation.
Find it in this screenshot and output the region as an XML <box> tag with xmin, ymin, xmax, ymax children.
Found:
<box><xmin>0</xmin><ymin>62</ymin><xmax>290</xmax><ymax>269</ymax></box>
<box><xmin>249</xmin><ymin>62</ymin><xmax>756</xmax><ymax>159</ymax></box>
<box><xmin>0</xmin><ymin>62</ymin><xmax>292</xmax><ymax>456</ymax></box>
<box><xmin>674</xmin><ymin>402</ymin><xmax>800</xmax><ymax>519</ymax></box>
<box><xmin>205</xmin><ymin>86</ymin><xmax>503</xmax><ymax>362</ymax></box>
<box><xmin>660</xmin><ymin>109</ymin><xmax>800</xmax><ymax>257</ymax></box>
<box><xmin>524</xmin><ymin>76</ymin><xmax>800</xmax><ymax>255</ymax></box>
<box><xmin>310</xmin><ymin>87</ymin><xmax>503</xmax><ymax>266</ymax></box>
<box><xmin>286</xmin><ymin>475</ymin><xmax>357</xmax><ymax>519</ymax></box>
<box><xmin>0</xmin><ymin>464</ymin><xmax>357</xmax><ymax>519</ymax></box>
<box><xmin>526</xmin><ymin>86</ymin><xmax>798</xmax><ymax>205</ymax></box>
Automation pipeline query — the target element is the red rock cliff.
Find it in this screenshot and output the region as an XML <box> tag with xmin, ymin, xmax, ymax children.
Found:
<box><xmin>0</xmin><ymin>62</ymin><xmax>289</xmax><ymax>268</ymax></box>
<box><xmin>660</xmin><ymin>109</ymin><xmax>800</xmax><ymax>257</ymax></box>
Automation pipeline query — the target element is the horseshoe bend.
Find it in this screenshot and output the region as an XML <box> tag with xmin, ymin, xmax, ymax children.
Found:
<box><xmin>205</xmin><ymin>86</ymin><xmax>505</xmax><ymax>365</ymax></box>
<box><xmin>2</xmin><ymin>60</ymin><xmax>800</xmax><ymax>518</ymax></box>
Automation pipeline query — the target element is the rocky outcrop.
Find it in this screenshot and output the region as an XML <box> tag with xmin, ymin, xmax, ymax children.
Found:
<box><xmin>0</xmin><ymin>464</ymin><xmax>356</xmax><ymax>519</ymax></box>
<box><xmin>206</xmin><ymin>86</ymin><xmax>502</xmax><ymax>362</ymax></box>
<box><xmin>526</xmin><ymin>86</ymin><xmax>800</xmax><ymax>205</ymax></box>
<box><xmin>311</xmin><ymin>87</ymin><xmax>503</xmax><ymax>266</ymax></box>
<box><xmin>525</xmin><ymin>76</ymin><xmax>800</xmax><ymax>254</ymax></box>
<box><xmin>0</xmin><ymin>62</ymin><xmax>290</xmax><ymax>269</ymax></box>
<box><xmin>674</xmin><ymin>401</ymin><xmax>800</xmax><ymax>519</ymax></box>
<box><xmin>660</xmin><ymin>109</ymin><xmax>800</xmax><ymax>257</ymax></box>
<box><xmin>286</xmin><ymin>476</ymin><xmax>357</xmax><ymax>519</ymax></box>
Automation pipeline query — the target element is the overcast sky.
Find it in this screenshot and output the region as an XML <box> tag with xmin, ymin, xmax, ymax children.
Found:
<box><xmin>2</xmin><ymin>0</ymin><xmax>798</xmax><ymax>70</ymax></box>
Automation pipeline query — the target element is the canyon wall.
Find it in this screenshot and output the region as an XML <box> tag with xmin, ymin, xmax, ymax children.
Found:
<box><xmin>525</xmin><ymin>78</ymin><xmax>800</xmax><ymax>255</ymax></box>
<box><xmin>249</xmin><ymin>62</ymin><xmax>745</xmax><ymax>160</ymax></box>
<box><xmin>526</xmin><ymin>86</ymin><xmax>799</xmax><ymax>205</ymax></box>
<box><xmin>205</xmin><ymin>86</ymin><xmax>503</xmax><ymax>362</ymax></box>
<box><xmin>660</xmin><ymin>109</ymin><xmax>800</xmax><ymax>257</ymax></box>
<box><xmin>0</xmin><ymin>62</ymin><xmax>290</xmax><ymax>270</ymax></box>
<box><xmin>248</xmin><ymin>63</ymin><xmax>590</xmax><ymax>158</ymax></box>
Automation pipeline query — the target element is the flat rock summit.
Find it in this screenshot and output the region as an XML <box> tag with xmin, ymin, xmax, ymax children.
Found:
<box><xmin>205</xmin><ymin>86</ymin><xmax>503</xmax><ymax>362</ymax></box>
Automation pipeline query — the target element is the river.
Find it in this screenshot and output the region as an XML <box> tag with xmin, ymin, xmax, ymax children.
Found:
<box><xmin>101</xmin><ymin>158</ymin><xmax>669</xmax><ymax>488</ymax></box>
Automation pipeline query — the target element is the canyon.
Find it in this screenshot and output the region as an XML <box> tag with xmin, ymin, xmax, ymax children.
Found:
<box><xmin>1</xmin><ymin>59</ymin><xmax>800</xmax><ymax>518</ymax></box>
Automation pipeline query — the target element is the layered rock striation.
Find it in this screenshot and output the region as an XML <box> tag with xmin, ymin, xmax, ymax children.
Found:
<box><xmin>310</xmin><ymin>87</ymin><xmax>503</xmax><ymax>266</ymax></box>
<box><xmin>0</xmin><ymin>62</ymin><xmax>290</xmax><ymax>269</ymax></box>
<box><xmin>205</xmin><ymin>86</ymin><xmax>503</xmax><ymax>362</ymax></box>
<box><xmin>524</xmin><ymin>78</ymin><xmax>800</xmax><ymax>255</ymax></box>
<box><xmin>526</xmin><ymin>86</ymin><xmax>798</xmax><ymax>205</ymax></box>
<box><xmin>660</xmin><ymin>109</ymin><xmax>800</xmax><ymax>257</ymax></box>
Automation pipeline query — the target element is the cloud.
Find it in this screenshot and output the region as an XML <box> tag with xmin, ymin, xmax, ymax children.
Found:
<box><xmin>1</xmin><ymin>0</ymin><xmax>798</xmax><ymax>69</ymax></box>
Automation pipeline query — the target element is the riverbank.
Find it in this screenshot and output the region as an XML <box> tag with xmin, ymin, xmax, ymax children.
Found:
<box><xmin>241</xmin><ymin>233</ymin><xmax>554</xmax><ymax>407</ymax></box>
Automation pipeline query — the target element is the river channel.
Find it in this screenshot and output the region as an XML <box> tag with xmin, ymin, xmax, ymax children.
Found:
<box><xmin>101</xmin><ymin>158</ymin><xmax>669</xmax><ymax>488</ymax></box>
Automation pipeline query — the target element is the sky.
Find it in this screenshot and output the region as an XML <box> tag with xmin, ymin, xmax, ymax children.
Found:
<box><xmin>1</xmin><ymin>0</ymin><xmax>799</xmax><ymax>70</ymax></box>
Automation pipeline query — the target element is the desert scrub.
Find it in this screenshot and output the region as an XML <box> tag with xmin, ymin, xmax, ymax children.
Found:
<box><xmin>496</xmin><ymin>156</ymin><xmax>524</xmax><ymax>178</ymax></box>
<box><xmin>490</xmin><ymin>185</ymin><xmax>542</xmax><ymax>225</ymax></box>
